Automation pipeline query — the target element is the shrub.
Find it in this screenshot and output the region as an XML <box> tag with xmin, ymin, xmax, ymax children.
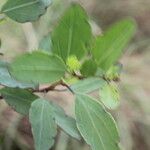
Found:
<box><xmin>0</xmin><ymin>1</ymin><xmax>136</xmax><ymax>150</ymax></box>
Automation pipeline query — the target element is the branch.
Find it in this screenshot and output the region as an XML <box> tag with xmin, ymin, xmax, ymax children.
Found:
<box><xmin>33</xmin><ymin>81</ymin><xmax>62</xmax><ymax>93</ymax></box>
<box><xmin>32</xmin><ymin>80</ymin><xmax>74</xmax><ymax>94</ymax></box>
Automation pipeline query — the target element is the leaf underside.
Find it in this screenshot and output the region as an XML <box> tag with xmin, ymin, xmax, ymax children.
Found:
<box><xmin>71</xmin><ymin>78</ymin><xmax>106</xmax><ymax>94</ymax></box>
<box><xmin>100</xmin><ymin>83</ymin><xmax>120</xmax><ymax>110</ymax></box>
<box><xmin>0</xmin><ymin>61</ymin><xmax>36</xmax><ymax>88</ymax></box>
<box><xmin>51</xmin><ymin>102</ymin><xmax>81</xmax><ymax>140</ymax></box>
<box><xmin>75</xmin><ymin>94</ymin><xmax>120</xmax><ymax>150</ymax></box>
<box><xmin>29</xmin><ymin>99</ymin><xmax>57</xmax><ymax>150</ymax></box>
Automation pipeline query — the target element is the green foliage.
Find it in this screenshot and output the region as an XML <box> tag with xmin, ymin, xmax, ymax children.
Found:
<box><xmin>99</xmin><ymin>82</ymin><xmax>120</xmax><ymax>109</ymax></box>
<box><xmin>75</xmin><ymin>94</ymin><xmax>120</xmax><ymax>150</ymax></box>
<box><xmin>0</xmin><ymin>61</ymin><xmax>36</xmax><ymax>88</ymax></box>
<box><xmin>29</xmin><ymin>99</ymin><xmax>57</xmax><ymax>150</ymax></box>
<box><xmin>0</xmin><ymin>2</ymin><xmax>137</xmax><ymax>150</ymax></box>
<box><xmin>80</xmin><ymin>59</ymin><xmax>97</xmax><ymax>77</ymax></box>
<box><xmin>51</xmin><ymin>3</ymin><xmax>92</xmax><ymax>62</ymax></box>
<box><xmin>9</xmin><ymin>51</ymin><xmax>66</xmax><ymax>84</ymax></box>
<box><xmin>92</xmin><ymin>19</ymin><xmax>136</xmax><ymax>71</ymax></box>
<box><xmin>51</xmin><ymin>102</ymin><xmax>81</xmax><ymax>140</ymax></box>
<box><xmin>71</xmin><ymin>78</ymin><xmax>106</xmax><ymax>94</ymax></box>
<box><xmin>0</xmin><ymin>87</ymin><xmax>38</xmax><ymax>115</ymax></box>
<box><xmin>1</xmin><ymin>0</ymin><xmax>52</xmax><ymax>23</ymax></box>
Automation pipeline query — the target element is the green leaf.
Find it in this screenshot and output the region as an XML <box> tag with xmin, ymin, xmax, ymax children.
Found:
<box><xmin>92</xmin><ymin>19</ymin><xmax>136</xmax><ymax>70</ymax></box>
<box><xmin>39</xmin><ymin>34</ymin><xmax>52</xmax><ymax>53</ymax></box>
<box><xmin>29</xmin><ymin>99</ymin><xmax>57</xmax><ymax>150</ymax></box>
<box><xmin>51</xmin><ymin>102</ymin><xmax>81</xmax><ymax>140</ymax></box>
<box><xmin>52</xmin><ymin>3</ymin><xmax>92</xmax><ymax>62</ymax></box>
<box><xmin>75</xmin><ymin>94</ymin><xmax>120</xmax><ymax>150</ymax></box>
<box><xmin>100</xmin><ymin>82</ymin><xmax>120</xmax><ymax>109</ymax></box>
<box><xmin>0</xmin><ymin>88</ymin><xmax>38</xmax><ymax>115</ymax></box>
<box><xmin>80</xmin><ymin>59</ymin><xmax>97</xmax><ymax>77</ymax></box>
<box><xmin>9</xmin><ymin>51</ymin><xmax>66</xmax><ymax>84</ymax></box>
<box><xmin>71</xmin><ymin>78</ymin><xmax>106</xmax><ymax>94</ymax></box>
<box><xmin>0</xmin><ymin>61</ymin><xmax>36</xmax><ymax>88</ymax></box>
<box><xmin>1</xmin><ymin>0</ymin><xmax>52</xmax><ymax>23</ymax></box>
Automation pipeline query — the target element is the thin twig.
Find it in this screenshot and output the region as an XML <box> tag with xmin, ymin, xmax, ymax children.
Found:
<box><xmin>32</xmin><ymin>80</ymin><xmax>74</xmax><ymax>94</ymax></box>
<box><xmin>60</xmin><ymin>81</ymin><xmax>74</xmax><ymax>94</ymax></box>
<box><xmin>33</xmin><ymin>81</ymin><xmax>62</xmax><ymax>93</ymax></box>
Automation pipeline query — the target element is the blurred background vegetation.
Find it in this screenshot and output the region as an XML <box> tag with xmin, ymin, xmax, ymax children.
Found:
<box><xmin>0</xmin><ymin>0</ymin><xmax>150</xmax><ymax>150</ymax></box>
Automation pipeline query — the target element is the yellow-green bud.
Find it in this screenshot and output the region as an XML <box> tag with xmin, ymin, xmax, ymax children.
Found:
<box><xmin>66</xmin><ymin>55</ymin><xmax>81</xmax><ymax>72</ymax></box>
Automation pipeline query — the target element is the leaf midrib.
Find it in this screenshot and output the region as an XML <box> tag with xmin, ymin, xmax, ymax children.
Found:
<box><xmin>98</xmin><ymin>26</ymin><xmax>133</xmax><ymax>65</ymax></box>
<box><xmin>78</xmin><ymin>97</ymin><xmax>106</xmax><ymax>150</ymax></box>
<box><xmin>2</xmin><ymin>0</ymin><xmax>39</xmax><ymax>13</ymax></box>
<box><xmin>11</xmin><ymin>66</ymin><xmax>65</xmax><ymax>72</ymax></box>
<box><xmin>67</xmin><ymin>22</ymin><xmax>74</xmax><ymax>57</ymax></box>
